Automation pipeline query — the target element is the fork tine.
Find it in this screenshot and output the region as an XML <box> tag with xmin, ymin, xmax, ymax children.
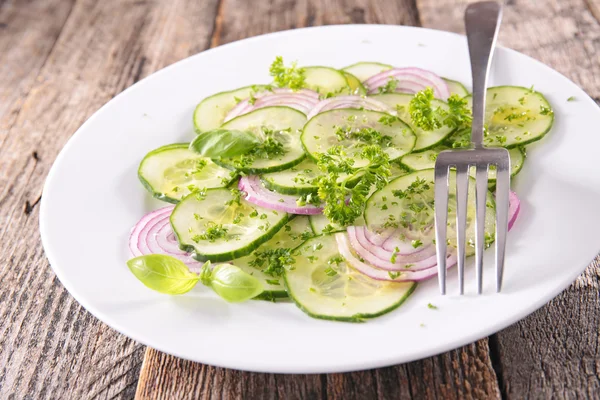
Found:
<box><xmin>494</xmin><ymin>165</ymin><xmax>511</xmax><ymax>292</ymax></box>
<box><xmin>434</xmin><ymin>165</ymin><xmax>450</xmax><ymax>295</ymax></box>
<box><xmin>474</xmin><ymin>164</ymin><xmax>489</xmax><ymax>294</ymax></box>
<box><xmin>455</xmin><ymin>164</ymin><xmax>470</xmax><ymax>295</ymax></box>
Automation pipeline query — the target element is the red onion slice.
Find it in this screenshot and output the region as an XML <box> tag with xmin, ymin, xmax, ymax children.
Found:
<box><xmin>337</xmin><ymin>233</ymin><xmax>457</xmax><ymax>282</ymax></box>
<box><xmin>348</xmin><ymin>226</ymin><xmax>437</xmax><ymax>271</ymax></box>
<box><xmin>238</xmin><ymin>175</ymin><xmax>323</xmax><ymax>215</ymax></box>
<box><xmin>508</xmin><ymin>191</ymin><xmax>520</xmax><ymax>230</ymax></box>
<box><xmin>363</xmin><ymin>67</ymin><xmax>450</xmax><ymax>100</ymax></box>
<box><xmin>129</xmin><ymin>206</ymin><xmax>202</xmax><ymax>270</ymax></box>
<box><xmin>306</xmin><ymin>96</ymin><xmax>394</xmax><ymax>120</ymax></box>
<box><xmin>224</xmin><ymin>88</ymin><xmax>319</xmax><ymax>121</ymax></box>
<box><xmin>340</xmin><ymin>191</ymin><xmax>521</xmax><ymax>279</ymax></box>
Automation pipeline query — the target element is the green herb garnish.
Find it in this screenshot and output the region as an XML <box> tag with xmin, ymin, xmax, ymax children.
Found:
<box><xmin>127</xmin><ymin>255</ymin><xmax>200</xmax><ymax>294</ymax></box>
<box><xmin>269</xmin><ymin>56</ymin><xmax>305</xmax><ymax>90</ymax></box>
<box><xmin>189</xmin><ymin>129</ymin><xmax>260</xmax><ymax>159</ymax></box>
<box><xmin>200</xmin><ymin>262</ymin><xmax>264</xmax><ymax>302</ymax></box>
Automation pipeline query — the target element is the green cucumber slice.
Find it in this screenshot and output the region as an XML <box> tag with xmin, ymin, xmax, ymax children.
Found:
<box><xmin>342</xmin><ymin>71</ymin><xmax>367</xmax><ymax>95</ymax></box>
<box><xmin>443</xmin><ymin>78</ymin><xmax>469</xmax><ymax>97</ymax></box>
<box><xmin>301</xmin><ymin>109</ymin><xmax>416</xmax><ymax>168</ymax></box>
<box><xmin>400</xmin><ymin>146</ymin><xmax>526</xmax><ymax>183</ymax></box>
<box><xmin>284</xmin><ymin>235</ymin><xmax>416</xmax><ymax>322</ymax></box>
<box><xmin>308</xmin><ymin>214</ymin><xmax>348</xmax><ymax>235</ymax></box>
<box><xmin>193</xmin><ymin>85</ymin><xmax>269</xmax><ymax>133</ymax></box>
<box><xmin>171</xmin><ymin>188</ymin><xmax>289</xmax><ymax>262</ymax></box>
<box><xmin>260</xmin><ymin>158</ymin><xmax>359</xmax><ymax>196</ymax></box>
<box><xmin>342</xmin><ymin>62</ymin><xmax>393</xmax><ymax>82</ymax></box>
<box><xmin>364</xmin><ymin>169</ymin><xmax>495</xmax><ymax>257</ymax></box>
<box><xmin>217</xmin><ymin>106</ymin><xmax>307</xmax><ymax>173</ymax></box>
<box><xmin>304</xmin><ymin>66</ymin><xmax>350</xmax><ymax>95</ymax></box>
<box><xmin>480</xmin><ymin>86</ymin><xmax>554</xmax><ymax>148</ymax></box>
<box><xmin>138</xmin><ymin>143</ymin><xmax>233</xmax><ymax>203</ymax></box>
<box><xmin>235</xmin><ymin>216</ymin><xmax>313</xmax><ymax>299</ymax></box>
<box><xmin>371</xmin><ymin>93</ymin><xmax>456</xmax><ymax>151</ymax></box>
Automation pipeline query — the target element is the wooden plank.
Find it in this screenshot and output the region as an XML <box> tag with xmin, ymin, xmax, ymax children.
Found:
<box><xmin>137</xmin><ymin>340</ymin><xmax>499</xmax><ymax>399</ymax></box>
<box><xmin>0</xmin><ymin>0</ymin><xmax>220</xmax><ymax>398</ymax></box>
<box><xmin>135</xmin><ymin>1</ymin><xmax>500</xmax><ymax>398</ymax></box>
<box><xmin>0</xmin><ymin>0</ymin><xmax>76</xmax><ymax>147</ymax></box>
<box><xmin>213</xmin><ymin>0</ymin><xmax>420</xmax><ymax>46</ymax></box>
<box><xmin>416</xmin><ymin>0</ymin><xmax>600</xmax><ymax>99</ymax></box>
<box><xmin>417</xmin><ymin>0</ymin><xmax>600</xmax><ymax>397</ymax></box>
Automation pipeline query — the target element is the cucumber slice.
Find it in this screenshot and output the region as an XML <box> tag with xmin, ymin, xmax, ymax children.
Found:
<box><xmin>260</xmin><ymin>158</ymin><xmax>359</xmax><ymax>196</ymax></box>
<box><xmin>235</xmin><ymin>216</ymin><xmax>313</xmax><ymax>299</ymax></box>
<box><xmin>284</xmin><ymin>235</ymin><xmax>416</xmax><ymax>322</ymax></box>
<box><xmin>443</xmin><ymin>78</ymin><xmax>469</xmax><ymax>97</ymax></box>
<box><xmin>301</xmin><ymin>109</ymin><xmax>416</xmax><ymax>168</ymax></box>
<box><xmin>261</xmin><ymin>158</ymin><xmax>321</xmax><ymax>195</ymax></box>
<box><xmin>217</xmin><ymin>106</ymin><xmax>307</xmax><ymax>173</ymax></box>
<box><xmin>364</xmin><ymin>169</ymin><xmax>495</xmax><ymax>257</ymax></box>
<box><xmin>304</xmin><ymin>66</ymin><xmax>350</xmax><ymax>95</ymax></box>
<box><xmin>309</xmin><ymin>214</ymin><xmax>347</xmax><ymax>235</ymax></box>
<box><xmin>193</xmin><ymin>85</ymin><xmax>269</xmax><ymax>133</ymax></box>
<box><xmin>138</xmin><ymin>143</ymin><xmax>233</xmax><ymax>203</ymax></box>
<box><xmin>342</xmin><ymin>71</ymin><xmax>367</xmax><ymax>95</ymax></box>
<box><xmin>171</xmin><ymin>188</ymin><xmax>289</xmax><ymax>262</ymax></box>
<box><xmin>342</xmin><ymin>62</ymin><xmax>393</xmax><ymax>82</ymax></box>
<box><xmin>480</xmin><ymin>86</ymin><xmax>554</xmax><ymax>148</ymax></box>
<box><xmin>371</xmin><ymin>93</ymin><xmax>456</xmax><ymax>151</ymax></box>
<box><xmin>400</xmin><ymin>146</ymin><xmax>526</xmax><ymax>183</ymax></box>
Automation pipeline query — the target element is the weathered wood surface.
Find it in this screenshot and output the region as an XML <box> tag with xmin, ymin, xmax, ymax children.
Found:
<box><xmin>0</xmin><ymin>0</ymin><xmax>598</xmax><ymax>398</ymax></box>
<box><xmin>0</xmin><ymin>0</ymin><xmax>219</xmax><ymax>398</ymax></box>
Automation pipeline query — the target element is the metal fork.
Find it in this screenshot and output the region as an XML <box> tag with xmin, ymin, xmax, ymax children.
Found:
<box><xmin>434</xmin><ymin>1</ymin><xmax>510</xmax><ymax>295</ymax></box>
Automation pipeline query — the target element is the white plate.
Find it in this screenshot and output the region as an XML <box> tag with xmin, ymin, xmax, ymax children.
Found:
<box><xmin>40</xmin><ymin>25</ymin><xmax>600</xmax><ymax>373</ymax></box>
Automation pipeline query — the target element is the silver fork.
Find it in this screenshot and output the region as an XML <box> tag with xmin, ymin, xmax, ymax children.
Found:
<box><xmin>434</xmin><ymin>1</ymin><xmax>510</xmax><ymax>295</ymax></box>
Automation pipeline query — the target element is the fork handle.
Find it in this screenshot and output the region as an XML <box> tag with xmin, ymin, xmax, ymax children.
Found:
<box><xmin>465</xmin><ymin>1</ymin><xmax>503</xmax><ymax>148</ymax></box>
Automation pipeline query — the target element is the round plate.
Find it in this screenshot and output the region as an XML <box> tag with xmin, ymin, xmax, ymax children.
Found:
<box><xmin>40</xmin><ymin>25</ymin><xmax>600</xmax><ymax>373</ymax></box>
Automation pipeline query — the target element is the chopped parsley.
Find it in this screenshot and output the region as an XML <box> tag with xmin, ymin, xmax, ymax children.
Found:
<box><xmin>250</xmin><ymin>248</ymin><xmax>296</xmax><ymax>276</ymax></box>
<box><xmin>269</xmin><ymin>56</ymin><xmax>305</xmax><ymax>90</ymax></box>
<box><xmin>388</xmin><ymin>271</ymin><xmax>402</xmax><ymax>279</ymax></box>
<box><xmin>567</xmin><ymin>96</ymin><xmax>576</xmax><ymax>102</ymax></box>
<box><xmin>334</xmin><ymin>126</ymin><xmax>393</xmax><ymax>147</ymax></box>
<box><xmin>265</xmin><ymin>279</ymin><xmax>280</xmax><ymax>286</ymax></box>
<box><xmin>378</xmin><ymin>77</ymin><xmax>398</xmax><ymax>94</ymax></box>
<box><xmin>378</xmin><ymin>114</ymin><xmax>399</xmax><ymax>126</ymax></box>
<box><xmin>409</xmin><ymin>87</ymin><xmax>441</xmax><ymax>131</ymax></box>
<box><xmin>390</xmin><ymin>246</ymin><xmax>400</xmax><ymax>263</ymax></box>
<box><xmin>539</xmin><ymin>105</ymin><xmax>553</xmax><ymax>116</ymax></box>
<box><xmin>409</xmin><ymin>89</ymin><xmax>472</xmax><ymax>132</ymax></box>
<box><xmin>193</xmin><ymin>222</ymin><xmax>228</xmax><ymax>243</ymax></box>
<box><xmin>411</xmin><ymin>239</ymin><xmax>423</xmax><ymax>248</ymax></box>
<box><xmin>315</xmin><ymin>145</ymin><xmax>391</xmax><ymax>227</ymax></box>
<box><xmin>427</xmin><ymin>303</ymin><xmax>438</xmax><ymax>310</ymax></box>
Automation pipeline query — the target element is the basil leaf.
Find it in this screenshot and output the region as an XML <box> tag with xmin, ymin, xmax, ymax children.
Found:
<box><xmin>201</xmin><ymin>263</ymin><xmax>264</xmax><ymax>303</ymax></box>
<box><xmin>190</xmin><ymin>129</ymin><xmax>260</xmax><ymax>159</ymax></box>
<box><xmin>127</xmin><ymin>255</ymin><xmax>200</xmax><ymax>295</ymax></box>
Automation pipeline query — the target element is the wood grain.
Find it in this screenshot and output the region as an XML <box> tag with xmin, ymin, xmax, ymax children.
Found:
<box><xmin>136</xmin><ymin>340</ymin><xmax>499</xmax><ymax>400</ymax></box>
<box><xmin>417</xmin><ymin>0</ymin><xmax>600</xmax><ymax>99</ymax></box>
<box><xmin>418</xmin><ymin>0</ymin><xmax>600</xmax><ymax>398</ymax></box>
<box><xmin>0</xmin><ymin>0</ymin><xmax>219</xmax><ymax>398</ymax></box>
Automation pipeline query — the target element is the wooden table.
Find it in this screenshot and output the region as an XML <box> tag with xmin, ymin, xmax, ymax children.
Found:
<box><xmin>1</xmin><ymin>0</ymin><xmax>599</xmax><ymax>398</ymax></box>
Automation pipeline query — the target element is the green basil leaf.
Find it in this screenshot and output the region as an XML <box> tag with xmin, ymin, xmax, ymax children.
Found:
<box><xmin>127</xmin><ymin>255</ymin><xmax>200</xmax><ymax>295</ymax></box>
<box><xmin>201</xmin><ymin>263</ymin><xmax>264</xmax><ymax>303</ymax></box>
<box><xmin>190</xmin><ymin>129</ymin><xmax>260</xmax><ymax>159</ymax></box>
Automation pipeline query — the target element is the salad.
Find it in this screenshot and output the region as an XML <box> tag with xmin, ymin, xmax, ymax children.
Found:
<box><xmin>128</xmin><ymin>58</ymin><xmax>553</xmax><ymax>322</ymax></box>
